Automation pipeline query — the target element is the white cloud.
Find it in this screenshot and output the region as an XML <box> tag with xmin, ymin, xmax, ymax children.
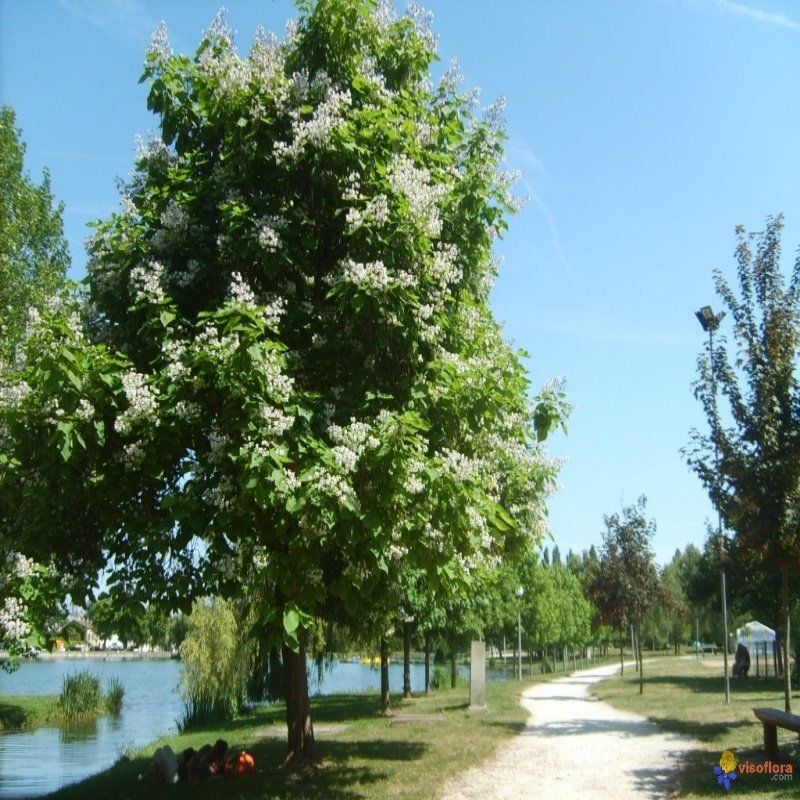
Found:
<box><xmin>57</xmin><ymin>0</ymin><xmax>154</xmax><ymax>43</ymax></box>
<box><xmin>706</xmin><ymin>0</ymin><xmax>800</xmax><ymax>33</ymax></box>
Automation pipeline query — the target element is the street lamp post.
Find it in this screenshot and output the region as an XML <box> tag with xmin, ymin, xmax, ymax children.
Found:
<box><xmin>515</xmin><ymin>586</ymin><xmax>524</xmax><ymax>681</ymax></box>
<box><xmin>695</xmin><ymin>305</ymin><xmax>731</xmax><ymax>705</ymax></box>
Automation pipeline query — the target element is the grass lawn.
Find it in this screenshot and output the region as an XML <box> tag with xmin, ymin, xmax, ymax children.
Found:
<box><xmin>593</xmin><ymin>656</ymin><xmax>800</xmax><ymax>799</ymax></box>
<box><xmin>0</xmin><ymin>694</ymin><xmax>61</xmax><ymax>732</ymax></box>
<box><xmin>41</xmin><ymin>672</ymin><xmax>564</xmax><ymax>800</ymax></box>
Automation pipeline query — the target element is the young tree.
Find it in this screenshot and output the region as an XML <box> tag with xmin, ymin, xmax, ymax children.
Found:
<box><xmin>686</xmin><ymin>216</ymin><xmax>800</xmax><ymax>711</ymax></box>
<box><xmin>589</xmin><ymin>497</ymin><xmax>659</xmax><ymax>692</ymax></box>
<box><xmin>0</xmin><ymin>106</ymin><xmax>69</xmax><ymax>362</ymax></box>
<box><xmin>0</xmin><ymin>1</ymin><xmax>565</xmax><ymax>759</ymax></box>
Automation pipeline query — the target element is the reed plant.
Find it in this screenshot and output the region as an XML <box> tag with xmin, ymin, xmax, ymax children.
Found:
<box><xmin>104</xmin><ymin>677</ymin><xmax>124</xmax><ymax>715</ymax></box>
<box><xmin>58</xmin><ymin>671</ymin><xmax>101</xmax><ymax>719</ymax></box>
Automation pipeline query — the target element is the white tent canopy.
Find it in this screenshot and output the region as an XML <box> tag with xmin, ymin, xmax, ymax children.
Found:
<box><xmin>736</xmin><ymin>620</ymin><xmax>776</xmax><ymax>650</ymax></box>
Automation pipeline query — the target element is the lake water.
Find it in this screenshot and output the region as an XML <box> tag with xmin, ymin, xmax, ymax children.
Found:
<box><xmin>0</xmin><ymin>656</ymin><xmax>505</xmax><ymax>798</ymax></box>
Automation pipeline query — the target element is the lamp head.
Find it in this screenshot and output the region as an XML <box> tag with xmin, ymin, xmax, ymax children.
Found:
<box><xmin>695</xmin><ymin>306</ymin><xmax>726</xmax><ymax>332</ymax></box>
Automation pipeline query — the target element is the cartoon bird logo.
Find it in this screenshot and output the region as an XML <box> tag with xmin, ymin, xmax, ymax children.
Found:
<box><xmin>714</xmin><ymin>751</ymin><xmax>738</xmax><ymax>790</ymax></box>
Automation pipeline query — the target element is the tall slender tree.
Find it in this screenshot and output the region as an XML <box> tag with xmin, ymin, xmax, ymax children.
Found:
<box><xmin>686</xmin><ymin>215</ymin><xmax>800</xmax><ymax>711</ymax></box>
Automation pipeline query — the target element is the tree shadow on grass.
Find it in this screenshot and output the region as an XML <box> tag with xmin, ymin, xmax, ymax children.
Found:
<box><xmin>641</xmin><ymin>674</ymin><xmax>787</xmax><ymax>696</ymax></box>
<box><xmin>45</xmin><ymin>725</ymin><xmax>428</xmax><ymax>800</ymax></box>
<box><xmin>638</xmin><ymin>716</ymin><xmax>753</xmax><ymax>742</ymax></box>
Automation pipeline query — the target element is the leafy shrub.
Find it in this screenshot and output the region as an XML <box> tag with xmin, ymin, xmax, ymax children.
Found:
<box><xmin>178</xmin><ymin>598</ymin><xmax>250</xmax><ymax>730</ymax></box>
<box><xmin>428</xmin><ymin>665</ymin><xmax>449</xmax><ymax>690</ymax></box>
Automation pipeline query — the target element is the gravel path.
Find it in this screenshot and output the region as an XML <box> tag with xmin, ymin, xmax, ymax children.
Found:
<box><xmin>438</xmin><ymin>663</ymin><xmax>697</xmax><ymax>800</ymax></box>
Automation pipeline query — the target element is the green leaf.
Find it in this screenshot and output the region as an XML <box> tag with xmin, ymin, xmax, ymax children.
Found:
<box><xmin>283</xmin><ymin>607</ymin><xmax>300</xmax><ymax>634</ymax></box>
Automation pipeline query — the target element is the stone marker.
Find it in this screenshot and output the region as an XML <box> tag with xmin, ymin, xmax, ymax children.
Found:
<box><xmin>469</xmin><ymin>640</ymin><xmax>486</xmax><ymax>710</ymax></box>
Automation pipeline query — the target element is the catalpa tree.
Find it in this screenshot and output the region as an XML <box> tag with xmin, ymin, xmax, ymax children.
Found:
<box><xmin>0</xmin><ymin>0</ymin><xmax>565</xmax><ymax>758</ymax></box>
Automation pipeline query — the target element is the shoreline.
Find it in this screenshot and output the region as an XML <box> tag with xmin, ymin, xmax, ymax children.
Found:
<box><xmin>2</xmin><ymin>650</ymin><xmax>175</xmax><ymax>662</ymax></box>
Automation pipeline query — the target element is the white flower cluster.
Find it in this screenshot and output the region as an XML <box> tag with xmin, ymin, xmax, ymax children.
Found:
<box><xmin>262</xmin><ymin>296</ymin><xmax>287</xmax><ymax>330</ymax></box>
<box><xmin>199</xmin><ymin>47</ymin><xmax>252</xmax><ymax>100</ymax></box>
<box><xmin>387</xmin><ymin>154</ymin><xmax>448</xmax><ymax>238</ymax></box>
<box><xmin>346</xmin><ymin>194</ymin><xmax>390</xmax><ymax>232</ymax></box>
<box><xmin>332</xmin><ymin>445</ymin><xmax>359</xmax><ymax>473</ymax></box>
<box><xmin>130</xmin><ymin>260</ymin><xmax>166</xmax><ymax>304</ymax></box>
<box><xmin>406</xmin><ymin>1</ymin><xmax>438</xmax><ymax>50</ymax></box>
<box><xmin>338</xmin><ymin>258</ymin><xmax>392</xmax><ymax>292</ymax></box>
<box><xmin>440</xmin><ymin>447</ymin><xmax>480</xmax><ymax>482</ymax></box>
<box><xmin>75</xmin><ymin>398</ymin><xmax>95</xmax><ymax>422</ymax></box>
<box><xmin>466</xmin><ymin>506</ymin><xmax>492</xmax><ymax>550</ymax></box>
<box><xmin>120</xmin><ymin>194</ymin><xmax>137</xmax><ymax>216</ymax></box>
<box><xmin>388</xmin><ymin>542</ymin><xmax>408</xmax><ymax>561</ymax></box>
<box><xmin>123</xmin><ymin>440</ymin><xmax>146</xmax><ymax>467</ymax></box>
<box><xmin>0</xmin><ymin>380</ymin><xmax>31</xmax><ymax>410</ymax></box>
<box><xmin>484</xmin><ymin>96</ymin><xmax>506</xmax><ymax>128</ymax></box>
<box><xmin>203</xmin><ymin>8</ymin><xmax>235</xmax><ymax>48</ymax></box>
<box><xmin>114</xmin><ymin>370</ymin><xmax>159</xmax><ymax>434</ymax></box>
<box><xmin>249</xmin><ymin>348</ymin><xmax>294</xmax><ymax>403</ymax></box>
<box><xmin>415</xmin><ymin>120</ymin><xmax>436</xmax><ymax>148</ymax></box>
<box><xmin>312</xmin><ymin>468</ymin><xmax>357</xmax><ymax>508</ymax></box>
<box><xmin>357</xmin><ymin>55</ymin><xmax>393</xmax><ymax>102</ymax></box>
<box><xmin>326</xmin><ymin>417</ymin><xmax>380</xmax><ymax>475</ymax></box>
<box><xmin>374</xmin><ymin>0</ymin><xmax>398</xmax><ymax>29</ymax></box>
<box><xmin>208</xmin><ymin>430</ymin><xmax>229</xmax><ymax>465</ymax></box>
<box><xmin>439</xmin><ymin>57</ymin><xmax>463</xmax><ymax>91</ymax></box>
<box><xmin>162</xmin><ymin>338</ymin><xmax>187</xmax><ymax>381</ymax></box>
<box><xmin>0</xmin><ymin>597</ymin><xmax>31</xmax><ymax>644</ymax></box>
<box><xmin>9</xmin><ymin>552</ymin><xmax>36</xmax><ymax>580</ymax></box>
<box><xmin>274</xmin><ymin>85</ymin><xmax>352</xmax><ymax>163</ymax></box>
<box><xmin>160</xmin><ymin>200</ymin><xmax>189</xmax><ymax>232</ymax></box>
<box><xmin>195</xmin><ymin>321</ymin><xmax>240</xmax><ymax>361</ymax></box>
<box><xmin>228</xmin><ymin>272</ymin><xmax>257</xmax><ymax>309</ymax></box>
<box><xmin>430</xmin><ymin>242</ymin><xmax>462</xmax><ymax>289</ymax></box>
<box><xmin>328</xmin><ymin>418</ymin><xmax>379</xmax><ymax>452</ymax></box>
<box><xmin>250</xmin><ymin>27</ymin><xmax>285</xmax><ymax>90</ymax></box>
<box><xmin>147</xmin><ymin>20</ymin><xmax>172</xmax><ymax>65</ymax></box>
<box><xmin>403</xmin><ymin>457</ymin><xmax>426</xmax><ymax>495</ymax></box>
<box><xmin>134</xmin><ymin>133</ymin><xmax>174</xmax><ymax>167</ymax></box>
<box><xmin>204</xmin><ymin>474</ymin><xmax>236</xmax><ymax>511</ymax></box>
<box><xmin>424</xmin><ymin>522</ymin><xmax>444</xmax><ymax>551</ymax></box>
<box><xmin>172</xmin><ymin>259</ymin><xmax>202</xmax><ymax>289</ymax></box>
<box><xmin>258</xmin><ymin>404</ymin><xmax>294</xmax><ymax>437</ymax></box>
<box><xmin>173</xmin><ymin>400</ymin><xmax>200</xmax><ymax>421</ymax></box>
<box><xmin>256</xmin><ymin>215</ymin><xmax>285</xmax><ymax>252</ymax></box>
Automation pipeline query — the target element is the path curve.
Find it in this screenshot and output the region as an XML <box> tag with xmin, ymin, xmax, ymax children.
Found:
<box><xmin>438</xmin><ymin>663</ymin><xmax>697</xmax><ymax>799</ymax></box>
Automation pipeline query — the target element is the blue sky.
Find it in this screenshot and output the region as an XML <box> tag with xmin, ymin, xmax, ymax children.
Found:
<box><xmin>3</xmin><ymin>0</ymin><xmax>800</xmax><ymax>564</ymax></box>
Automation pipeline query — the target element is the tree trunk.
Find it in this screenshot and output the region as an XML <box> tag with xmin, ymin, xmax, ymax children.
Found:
<box><xmin>619</xmin><ymin>631</ymin><xmax>624</xmax><ymax>676</ymax></box>
<box><xmin>450</xmin><ymin>642</ymin><xmax>457</xmax><ymax>689</ymax></box>
<box><xmin>424</xmin><ymin>632</ymin><xmax>431</xmax><ymax>695</ymax></box>
<box><xmin>403</xmin><ymin>621</ymin><xmax>411</xmax><ymax>699</ymax></box>
<box><xmin>637</xmin><ymin>624</ymin><xmax>644</xmax><ymax>695</ymax></box>
<box><xmin>782</xmin><ymin>569</ymin><xmax>792</xmax><ymax>712</ymax></box>
<box><xmin>380</xmin><ymin>638</ymin><xmax>390</xmax><ymax>712</ymax></box>
<box><xmin>282</xmin><ymin>637</ymin><xmax>314</xmax><ymax>762</ymax></box>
